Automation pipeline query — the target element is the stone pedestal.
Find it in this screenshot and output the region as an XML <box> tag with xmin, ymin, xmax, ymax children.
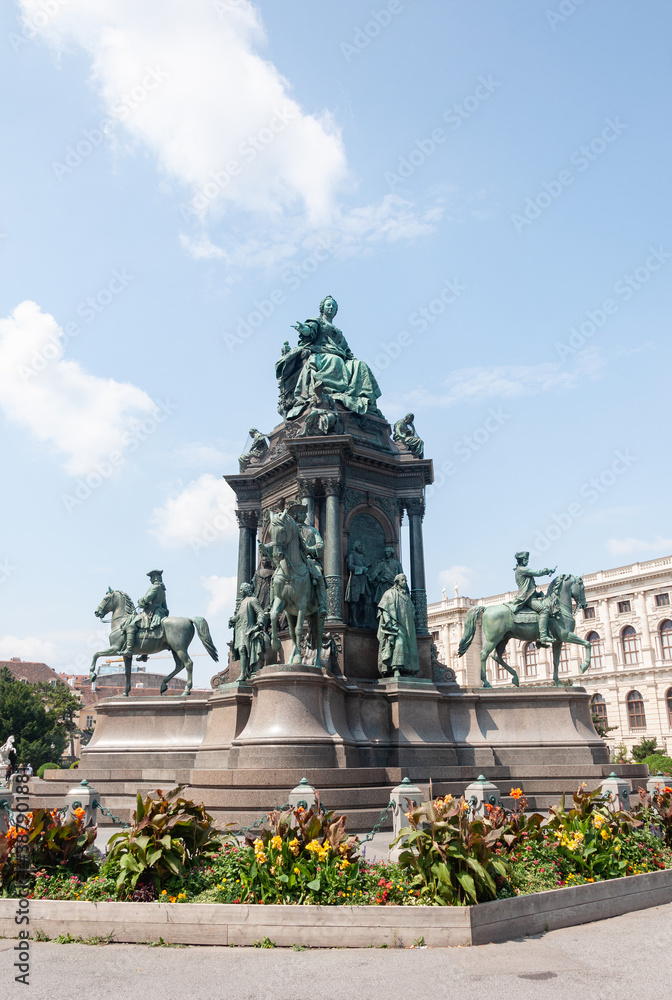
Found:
<box><xmin>228</xmin><ymin>664</ymin><xmax>360</xmax><ymax>769</ymax></box>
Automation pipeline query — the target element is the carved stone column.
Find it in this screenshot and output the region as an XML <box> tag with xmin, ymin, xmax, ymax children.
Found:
<box><xmin>323</xmin><ymin>477</ymin><xmax>343</xmax><ymax>623</ymax></box>
<box><xmin>298</xmin><ymin>478</ymin><xmax>318</xmax><ymax>527</ymax></box>
<box><xmin>405</xmin><ymin>497</ymin><xmax>429</xmax><ymax>635</ymax></box>
<box><xmin>235</xmin><ymin>510</ymin><xmax>258</xmax><ymax>595</ymax></box>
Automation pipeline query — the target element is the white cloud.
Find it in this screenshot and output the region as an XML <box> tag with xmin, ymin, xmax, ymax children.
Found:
<box><xmin>149</xmin><ymin>473</ymin><xmax>237</xmax><ymax>548</ymax></box>
<box><xmin>22</xmin><ymin>1</ymin><xmax>442</xmax><ymax>266</ymax></box>
<box><xmin>388</xmin><ymin>349</ymin><xmax>605</xmax><ymax>410</ymax></box>
<box><xmin>0</xmin><ymin>635</ymin><xmax>57</xmax><ymax>663</ymax></box>
<box><xmin>607</xmin><ymin>537</ymin><xmax>672</xmax><ymax>557</ymax></box>
<box><xmin>179</xmin><ymin>234</ymin><xmax>225</xmax><ymax>260</ymax></box>
<box><xmin>202</xmin><ymin>575</ymin><xmax>238</xmax><ymax>620</ymax></box>
<box><xmin>22</xmin><ymin>0</ymin><xmax>347</xmax><ymax>225</ymax></box>
<box><xmin>0</xmin><ymin>300</ymin><xmax>158</xmax><ymax>475</ymax></box>
<box><xmin>169</xmin><ymin>442</ymin><xmax>237</xmax><ymax>471</ymax></box>
<box><xmin>439</xmin><ymin>566</ymin><xmax>474</xmax><ymax>596</ymax></box>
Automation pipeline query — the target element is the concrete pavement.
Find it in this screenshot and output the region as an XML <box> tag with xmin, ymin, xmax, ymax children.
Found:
<box><xmin>2</xmin><ymin>900</ymin><xmax>671</xmax><ymax>1000</ymax></box>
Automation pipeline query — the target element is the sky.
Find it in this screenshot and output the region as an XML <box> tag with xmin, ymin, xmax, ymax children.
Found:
<box><xmin>1</xmin><ymin>0</ymin><xmax>671</xmax><ymax>687</ymax></box>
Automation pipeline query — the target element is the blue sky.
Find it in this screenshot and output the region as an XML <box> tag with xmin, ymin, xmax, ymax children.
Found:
<box><xmin>1</xmin><ymin>0</ymin><xmax>671</xmax><ymax>686</ymax></box>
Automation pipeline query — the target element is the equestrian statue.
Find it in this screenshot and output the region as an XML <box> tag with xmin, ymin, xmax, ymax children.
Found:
<box><xmin>88</xmin><ymin>570</ymin><xmax>218</xmax><ymax>696</ymax></box>
<box><xmin>259</xmin><ymin>502</ymin><xmax>327</xmax><ymax>668</ymax></box>
<box><xmin>458</xmin><ymin>551</ymin><xmax>592</xmax><ymax>687</ymax></box>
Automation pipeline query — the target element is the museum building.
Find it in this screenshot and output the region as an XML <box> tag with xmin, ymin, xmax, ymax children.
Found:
<box><xmin>428</xmin><ymin>555</ymin><xmax>672</xmax><ymax>755</ymax></box>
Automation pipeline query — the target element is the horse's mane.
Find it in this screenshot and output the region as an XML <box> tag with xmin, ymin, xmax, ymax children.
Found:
<box><xmin>113</xmin><ymin>590</ymin><xmax>136</xmax><ymax>614</ymax></box>
<box><xmin>547</xmin><ymin>574</ymin><xmax>569</xmax><ymax>597</ymax></box>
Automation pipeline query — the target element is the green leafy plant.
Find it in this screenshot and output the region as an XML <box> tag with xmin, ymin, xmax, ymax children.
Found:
<box><xmin>544</xmin><ymin>785</ymin><xmax>643</xmax><ymax>881</ymax></box>
<box><xmin>1</xmin><ymin>807</ymin><xmax>96</xmax><ymax>892</ymax></box>
<box><xmin>611</xmin><ymin>742</ymin><xmax>629</xmax><ymax>764</ymax></box>
<box><xmin>105</xmin><ymin>786</ymin><xmax>221</xmax><ymax>894</ymax></box>
<box><xmin>633</xmin><ymin>783</ymin><xmax>672</xmax><ymax>848</ymax></box>
<box><xmin>392</xmin><ymin>794</ymin><xmax>510</xmax><ymax>906</ymax></box>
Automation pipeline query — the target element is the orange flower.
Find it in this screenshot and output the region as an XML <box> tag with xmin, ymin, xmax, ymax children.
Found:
<box><xmin>663</xmin><ymin>786</ymin><xmax>672</xmax><ymax>795</ymax></box>
<box><xmin>73</xmin><ymin>807</ymin><xmax>86</xmax><ymax>820</ymax></box>
<box><xmin>510</xmin><ymin>788</ymin><xmax>523</xmax><ymax>800</ymax></box>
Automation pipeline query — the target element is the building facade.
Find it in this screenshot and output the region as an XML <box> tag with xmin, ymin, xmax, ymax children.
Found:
<box><xmin>428</xmin><ymin>555</ymin><xmax>672</xmax><ymax>755</ymax></box>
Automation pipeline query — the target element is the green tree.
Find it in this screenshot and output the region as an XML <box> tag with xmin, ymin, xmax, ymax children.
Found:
<box><xmin>0</xmin><ymin>668</ymin><xmax>67</xmax><ymax>770</ymax></box>
<box><xmin>632</xmin><ymin>737</ymin><xmax>659</xmax><ymax>762</ymax></box>
<box><xmin>36</xmin><ymin>681</ymin><xmax>85</xmax><ymax>758</ymax></box>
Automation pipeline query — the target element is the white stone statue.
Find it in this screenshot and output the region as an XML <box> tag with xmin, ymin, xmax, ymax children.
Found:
<box><xmin>0</xmin><ymin>735</ymin><xmax>15</xmax><ymax>769</ymax></box>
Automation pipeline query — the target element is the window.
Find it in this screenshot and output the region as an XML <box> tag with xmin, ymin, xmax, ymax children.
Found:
<box><xmin>85</xmin><ymin>716</ymin><xmax>94</xmax><ymax>729</ymax></box>
<box><xmin>431</xmin><ymin>631</ymin><xmax>439</xmax><ymax>643</ymax></box>
<box><xmin>667</xmin><ymin>689</ymin><xmax>672</xmax><ymax>728</ymax></box>
<box><xmin>583</xmin><ymin>607</ymin><xmax>596</xmax><ymax>620</ymax></box>
<box><xmin>495</xmin><ymin>661</ymin><xmax>509</xmax><ymax>681</ymax></box>
<box><xmin>587</xmin><ymin>631</ymin><xmax>604</xmax><ymax>669</ymax></box>
<box><xmin>591</xmin><ymin>693</ymin><xmax>608</xmax><ymax>727</ymax></box>
<box><xmin>660</xmin><ymin>621</ymin><xmax>672</xmax><ymax>661</ymax></box>
<box><xmin>626</xmin><ymin>690</ymin><xmax>646</xmax><ymax>729</ymax></box>
<box><xmin>655</xmin><ymin>593</ymin><xmax>670</xmax><ymax>608</ymax></box>
<box><xmin>618</xmin><ymin>601</ymin><xmax>631</xmax><ymax>614</ymax></box>
<box><xmin>49</xmin><ymin>679</ymin><xmax>57</xmax><ymax>686</ymax></box>
<box><xmin>622</xmin><ymin>625</ymin><xmax>641</xmax><ymax>665</ymax></box>
<box><xmin>558</xmin><ymin>644</ymin><xmax>571</xmax><ymax>673</ymax></box>
<box><xmin>523</xmin><ymin>642</ymin><xmax>538</xmax><ymax>677</ymax></box>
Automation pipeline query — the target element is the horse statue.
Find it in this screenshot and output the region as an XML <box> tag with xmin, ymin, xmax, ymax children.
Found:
<box><xmin>89</xmin><ymin>588</ymin><xmax>218</xmax><ymax>696</ymax></box>
<box><xmin>261</xmin><ymin>510</ymin><xmax>325</xmax><ymax>667</ymax></box>
<box><xmin>458</xmin><ymin>574</ymin><xmax>591</xmax><ymax>687</ymax></box>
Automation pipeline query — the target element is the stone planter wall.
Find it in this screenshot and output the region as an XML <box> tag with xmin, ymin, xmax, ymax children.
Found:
<box><xmin>2</xmin><ymin>868</ymin><xmax>671</xmax><ymax>948</ymax></box>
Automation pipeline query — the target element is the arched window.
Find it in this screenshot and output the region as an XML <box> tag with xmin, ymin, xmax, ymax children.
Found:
<box><xmin>523</xmin><ymin>642</ymin><xmax>538</xmax><ymax>678</ymax></box>
<box><xmin>622</xmin><ymin>626</ymin><xmax>641</xmax><ymax>665</ymax></box>
<box><xmin>660</xmin><ymin>620</ymin><xmax>672</xmax><ymax>661</ymax></box>
<box><xmin>558</xmin><ymin>644</ymin><xmax>571</xmax><ymax>674</ymax></box>
<box><xmin>667</xmin><ymin>688</ymin><xmax>672</xmax><ymax>728</ymax></box>
<box><xmin>591</xmin><ymin>693</ymin><xmax>608</xmax><ymax>727</ymax></box>
<box><xmin>626</xmin><ymin>690</ymin><xmax>646</xmax><ymax>729</ymax></box>
<box><xmin>587</xmin><ymin>631</ymin><xmax>604</xmax><ymax>669</ymax></box>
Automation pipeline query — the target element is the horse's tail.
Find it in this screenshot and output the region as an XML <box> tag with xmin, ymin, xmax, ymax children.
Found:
<box><xmin>458</xmin><ymin>606</ymin><xmax>485</xmax><ymax>657</ymax></box>
<box><xmin>192</xmin><ymin>617</ymin><xmax>219</xmax><ymax>662</ymax></box>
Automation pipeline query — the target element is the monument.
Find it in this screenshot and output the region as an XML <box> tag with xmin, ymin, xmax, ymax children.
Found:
<box><xmin>60</xmin><ymin>294</ymin><xmax>630</xmax><ymax>831</ymax></box>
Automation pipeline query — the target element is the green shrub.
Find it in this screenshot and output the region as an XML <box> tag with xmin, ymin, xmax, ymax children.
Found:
<box><xmin>632</xmin><ymin>738</ymin><xmax>659</xmax><ymax>762</ymax></box>
<box><xmin>37</xmin><ymin>762</ymin><xmax>60</xmax><ymax>779</ymax></box>
<box><xmin>106</xmin><ymin>786</ymin><xmax>221</xmax><ymax>894</ymax></box>
<box><xmin>642</xmin><ymin>754</ymin><xmax>672</xmax><ymax>776</ymax></box>
<box><xmin>69</xmin><ymin>761</ymin><xmax>80</xmax><ymax>769</ymax></box>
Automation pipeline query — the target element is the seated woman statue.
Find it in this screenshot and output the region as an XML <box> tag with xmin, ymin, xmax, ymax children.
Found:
<box><xmin>275</xmin><ymin>296</ymin><xmax>382</xmax><ymax>418</ymax></box>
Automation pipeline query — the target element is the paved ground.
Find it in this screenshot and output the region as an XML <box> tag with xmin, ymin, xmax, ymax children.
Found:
<box><xmin>2</xmin><ymin>901</ymin><xmax>672</xmax><ymax>1000</ymax></box>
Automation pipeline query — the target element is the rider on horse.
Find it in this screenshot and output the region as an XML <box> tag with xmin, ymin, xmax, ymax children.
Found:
<box><xmin>121</xmin><ymin>570</ymin><xmax>169</xmax><ymax>656</ymax></box>
<box><xmin>509</xmin><ymin>551</ymin><xmax>557</xmax><ymax>647</ymax></box>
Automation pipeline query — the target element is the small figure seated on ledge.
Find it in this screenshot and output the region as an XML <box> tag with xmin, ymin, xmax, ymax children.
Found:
<box><xmin>393</xmin><ymin>413</ymin><xmax>424</xmax><ymax>458</ymax></box>
<box><xmin>239</xmin><ymin>428</ymin><xmax>269</xmax><ymax>470</ymax></box>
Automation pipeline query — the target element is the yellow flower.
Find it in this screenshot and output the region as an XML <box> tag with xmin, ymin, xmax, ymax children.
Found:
<box><xmin>340</xmin><ymin>859</ymin><xmax>350</xmax><ymax>870</ymax></box>
<box><xmin>169</xmin><ymin>896</ymin><xmax>176</xmax><ymax>903</ymax></box>
<box><xmin>271</xmin><ymin>835</ymin><xmax>282</xmax><ymax>851</ymax></box>
<box><xmin>161</xmin><ymin>889</ymin><xmax>167</xmax><ymax>895</ymax></box>
<box><xmin>293</xmin><ymin>867</ymin><xmax>300</xmax><ymax>874</ymax></box>
<box><xmin>289</xmin><ymin>838</ymin><xmax>299</xmax><ymax>855</ymax></box>
<box><xmin>305</xmin><ymin>839</ymin><xmax>321</xmax><ymax>854</ymax></box>
<box><xmin>600</xmin><ymin>828</ymin><xmax>610</xmax><ymax>840</ymax></box>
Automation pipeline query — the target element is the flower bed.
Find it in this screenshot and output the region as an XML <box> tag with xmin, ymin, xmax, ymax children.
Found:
<box><xmin>2</xmin><ymin>784</ymin><xmax>672</xmax><ymax>907</ymax></box>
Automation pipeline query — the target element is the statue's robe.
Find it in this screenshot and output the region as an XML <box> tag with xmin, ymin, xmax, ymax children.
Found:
<box><xmin>371</xmin><ymin>556</ymin><xmax>404</xmax><ymax>605</ymax></box>
<box><xmin>252</xmin><ymin>563</ymin><xmax>273</xmax><ymax>612</ymax></box>
<box><xmin>345</xmin><ymin>550</ymin><xmax>369</xmax><ymax>603</ymax></box>
<box><xmin>231</xmin><ymin>595</ymin><xmax>267</xmax><ymax>666</ymax></box>
<box><xmin>377</xmin><ymin>586</ymin><xmax>419</xmax><ymax>675</ymax></box>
